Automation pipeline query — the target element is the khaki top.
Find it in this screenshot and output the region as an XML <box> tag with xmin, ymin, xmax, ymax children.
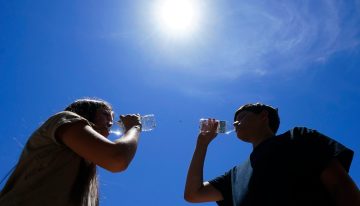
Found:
<box><xmin>0</xmin><ymin>111</ymin><xmax>96</xmax><ymax>206</ymax></box>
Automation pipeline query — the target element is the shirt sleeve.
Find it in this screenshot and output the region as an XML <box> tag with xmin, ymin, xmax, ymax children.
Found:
<box><xmin>291</xmin><ymin>127</ymin><xmax>354</xmax><ymax>173</ymax></box>
<box><xmin>209</xmin><ymin>169</ymin><xmax>233</xmax><ymax>206</ymax></box>
<box><xmin>39</xmin><ymin>111</ymin><xmax>91</xmax><ymax>145</ymax></box>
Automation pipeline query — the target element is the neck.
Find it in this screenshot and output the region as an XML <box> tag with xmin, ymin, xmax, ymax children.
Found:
<box><xmin>251</xmin><ymin>129</ymin><xmax>274</xmax><ymax>148</ymax></box>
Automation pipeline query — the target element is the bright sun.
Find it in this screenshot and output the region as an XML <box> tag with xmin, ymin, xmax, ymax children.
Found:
<box><xmin>154</xmin><ymin>0</ymin><xmax>201</xmax><ymax>38</ymax></box>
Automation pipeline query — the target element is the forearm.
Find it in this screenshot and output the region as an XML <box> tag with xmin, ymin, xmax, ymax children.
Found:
<box><xmin>333</xmin><ymin>176</ymin><xmax>360</xmax><ymax>206</ymax></box>
<box><xmin>113</xmin><ymin>126</ymin><xmax>141</xmax><ymax>170</ymax></box>
<box><xmin>184</xmin><ymin>137</ymin><xmax>209</xmax><ymax>200</ymax></box>
<box><xmin>321</xmin><ymin>159</ymin><xmax>360</xmax><ymax>206</ymax></box>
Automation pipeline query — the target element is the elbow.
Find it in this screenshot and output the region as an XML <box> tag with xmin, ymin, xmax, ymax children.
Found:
<box><xmin>184</xmin><ymin>194</ymin><xmax>193</xmax><ymax>203</ymax></box>
<box><xmin>107</xmin><ymin>161</ymin><xmax>129</xmax><ymax>173</ymax></box>
<box><xmin>104</xmin><ymin>153</ymin><xmax>133</xmax><ymax>173</ymax></box>
<box><xmin>184</xmin><ymin>191</ymin><xmax>199</xmax><ymax>203</ymax></box>
<box><xmin>109</xmin><ymin>156</ymin><xmax>133</xmax><ymax>172</ymax></box>
<box><xmin>102</xmin><ymin>143</ymin><xmax>137</xmax><ymax>172</ymax></box>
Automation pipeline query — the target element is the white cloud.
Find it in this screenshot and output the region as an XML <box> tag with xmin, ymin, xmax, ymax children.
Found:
<box><xmin>137</xmin><ymin>0</ymin><xmax>360</xmax><ymax>80</ymax></box>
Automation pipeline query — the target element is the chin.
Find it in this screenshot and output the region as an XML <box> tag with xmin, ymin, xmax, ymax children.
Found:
<box><xmin>239</xmin><ymin>138</ymin><xmax>252</xmax><ymax>143</ymax></box>
<box><xmin>236</xmin><ymin>133</ymin><xmax>251</xmax><ymax>142</ymax></box>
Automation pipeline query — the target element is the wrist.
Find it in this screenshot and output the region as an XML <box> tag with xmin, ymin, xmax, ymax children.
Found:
<box><xmin>124</xmin><ymin>125</ymin><xmax>141</xmax><ymax>133</ymax></box>
<box><xmin>196</xmin><ymin>135</ymin><xmax>211</xmax><ymax>147</ymax></box>
<box><xmin>133</xmin><ymin>125</ymin><xmax>142</xmax><ymax>131</ymax></box>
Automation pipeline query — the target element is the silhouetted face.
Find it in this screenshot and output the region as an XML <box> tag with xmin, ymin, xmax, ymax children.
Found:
<box><xmin>233</xmin><ymin>110</ymin><xmax>263</xmax><ymax>142</ymax></box>
<box><xmin>92</xmin><ymin>108</ymin><xmax>114</xmax><ymax>137</ymax></box>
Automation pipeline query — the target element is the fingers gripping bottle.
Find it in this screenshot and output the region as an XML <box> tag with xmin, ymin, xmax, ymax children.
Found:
<box><xmin>199</xmin><ymin>118</ymin><xmax>234</xmax><ymax>134</ymax></box>
<box><xmin>110</xmin><ymin>114</ymin><xmax>156</xmax><ymax>136</ymax></box>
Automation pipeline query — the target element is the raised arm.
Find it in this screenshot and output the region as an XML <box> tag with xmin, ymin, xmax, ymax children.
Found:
<box><xmin>184</xmin><ymin>119</ymin><xmax>224</xmax><ymax>203</ymax></box>
<box><xmin>56</xmin><ymin>114</ymin><xmax>142</xmax><ymax>172</ymax></box>
<box><xmin>321</xmin><ymin>159</ymin><xmax>360</xmax><ymax>206</ymax></box>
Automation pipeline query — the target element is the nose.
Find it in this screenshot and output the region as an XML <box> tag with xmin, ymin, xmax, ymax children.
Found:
<box><xmin>233</xmin><ymin>121</ymin><xmax>240</xmax><ymax>127</ymax></box>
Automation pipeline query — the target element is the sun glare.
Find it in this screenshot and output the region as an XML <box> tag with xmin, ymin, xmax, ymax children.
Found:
<box><xmin>154</xmin><ymin>0</ymin><xmax>201</xmax><ymax>38</ymax></box>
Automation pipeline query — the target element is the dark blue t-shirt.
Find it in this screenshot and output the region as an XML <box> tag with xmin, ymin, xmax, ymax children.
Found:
<box><xmin>209</xmin><ymin>127</ymin><xmax>354</xmax><ymax>206</ymax></box>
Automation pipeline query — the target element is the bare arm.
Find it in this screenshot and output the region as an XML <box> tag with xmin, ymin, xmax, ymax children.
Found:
<box><xmin>184</xmin><ymin>119</ymin><xmax>223</xmax><ymax>203</ymax></box>
<box><xmin>56</xmin><ymin>115</ymin><xmax>141</xmax><ymax>172</ymax></box>
<box><xmin>321</xmin><ymin>159</ymin><xmax>360</xmax><ymax>206</ymax></box>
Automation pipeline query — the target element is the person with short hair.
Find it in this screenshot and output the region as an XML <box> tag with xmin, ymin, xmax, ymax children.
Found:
<box><xmin>0</xmin><ymin>98</ymin><xmax>143</xmax><ymax>206</ymax></box>
<box><xmin>184</xmin><ymin>103</ymin><xmax>360</xmax><ymax>206</ymax></box>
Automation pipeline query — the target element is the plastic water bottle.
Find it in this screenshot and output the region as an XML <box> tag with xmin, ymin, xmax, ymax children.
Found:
<box><xmin>110</xmin><ymin>114</ymin><xmax>156</xmax><ymax>136</ymax></box>
<box><xmin>140</xmin><ymin>114</ymin><xmax>157</xmax><ymax>131</ymax></box>
<box><xmin>199</xmin><ymin>118</ymin><xmax>234</xmax><ymax>134</ymax></box>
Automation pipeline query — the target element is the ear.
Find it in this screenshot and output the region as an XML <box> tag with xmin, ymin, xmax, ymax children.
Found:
<box><xmin>260</xmin><ymin>110</ymin><xmax>269</xmax><ymax>121</ymax></box>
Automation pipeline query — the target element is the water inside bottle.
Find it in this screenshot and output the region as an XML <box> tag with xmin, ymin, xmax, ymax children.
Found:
<box><xmin>109</xmin><ymin>129</ymin><xmax>123</xmax><ymax>136</ymax></box>
<box><xmin>141</xmin><ymin>114</ymin><xmax>156</xmax><ymax>131</ymax></box>
<box><xmin>110</xmin><ymin>114</ymin><xmax>156</xmax><ymax>136</ymax></box>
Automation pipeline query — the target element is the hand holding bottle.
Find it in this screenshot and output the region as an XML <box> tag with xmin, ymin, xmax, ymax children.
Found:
<box><xmin>198</xmin><ymin>118</ymin><xmax>219</xmax><ymax>145</ymax></box>
<box><xmin>110</xmin><ymin>114</ymin><xmax>156</xmax><ymax>136</ymax></box>
<box><xmin>119</xmin><ymin>114</ymin><xmax>141</xmax><ymax>132</ymax></box>
<box><xmin>199</xmin><ymin>118</ymin><xmax>234</xmax><ymax>134</ymax></box>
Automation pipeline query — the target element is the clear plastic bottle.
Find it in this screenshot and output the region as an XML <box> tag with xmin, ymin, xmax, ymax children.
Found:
<box><xmin>139</xmin><ymin>114</ymin><xmax>156</xmax><ymax>131</ymax></box>
<box><xmin>199</xmin><ymin>118</ymin><xmax>234</xmax><ymax>134</ymax></box>
<box><xmin>110</xmin><ymin>114</ymin><xmax>156</xmax><ymax>136</ymax></box>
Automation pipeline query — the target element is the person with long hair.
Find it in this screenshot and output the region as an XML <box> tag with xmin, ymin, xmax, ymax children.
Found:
<box><xmin>0</xmin><ymin>98</ymin><xmax>142</xmax><ymax>206</ymax></box>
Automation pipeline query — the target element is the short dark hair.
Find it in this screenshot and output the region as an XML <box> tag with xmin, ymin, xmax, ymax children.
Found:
<box><xmin>234</xmin><ymin>103</ymin><xmax>280</xmax><ymax>134</ymax></box>
<box><xmin>65</xmin><ymin>98</ymin><xmax>112</xmax><ymax>124</ymax></box>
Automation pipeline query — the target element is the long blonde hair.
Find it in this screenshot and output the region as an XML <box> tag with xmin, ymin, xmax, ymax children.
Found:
<box><xmin>65</xmin><ymin>98</ymin><xmax>113</xmax><ymax>205</ymax></box>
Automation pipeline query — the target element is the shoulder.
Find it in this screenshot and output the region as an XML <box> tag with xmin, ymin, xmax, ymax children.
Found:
<box><xmin>34</xmin><ymin>111</ymin><xmax>91</xmax><ymax>145</ymax></box>
<box><xmin>280</xmin><ymin>126</ymin><xmax>338</xmax><ymax>147</ymax></box>
<box><xmin>282</xmin><ymin>127</ymin><xmax>354</xmax><ymax>172</ymax></box>
<box><xmin>277</xmin><ymin>127</ymin><xmax>327</xmax><ymax>142</ymax></box>
<box><xmin>42</xmin><ymin>111</ymin><xmax>91</xmax><ymax>132</ymax></box>
<box><xmin>45</xmin><ymin>111</ymin><xmax>90</xmax><ymax>124</ymax></box>
<box><xmin>284</xmin><ymin>126</ymin><xmax>317</xmax><ymax>138</ymax></box>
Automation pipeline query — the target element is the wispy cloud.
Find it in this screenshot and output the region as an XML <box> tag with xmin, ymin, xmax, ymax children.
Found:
<box><xmin>134</xmin><ymin>0</ymin><xmax>360</xmax><ymax>80</ymax></box>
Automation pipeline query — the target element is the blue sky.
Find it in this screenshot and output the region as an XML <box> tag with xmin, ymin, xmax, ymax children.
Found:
<box><xmin>1</xmin><ymin>0</ymin><xmax>360</xmax><ymax>205</ymax></box>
